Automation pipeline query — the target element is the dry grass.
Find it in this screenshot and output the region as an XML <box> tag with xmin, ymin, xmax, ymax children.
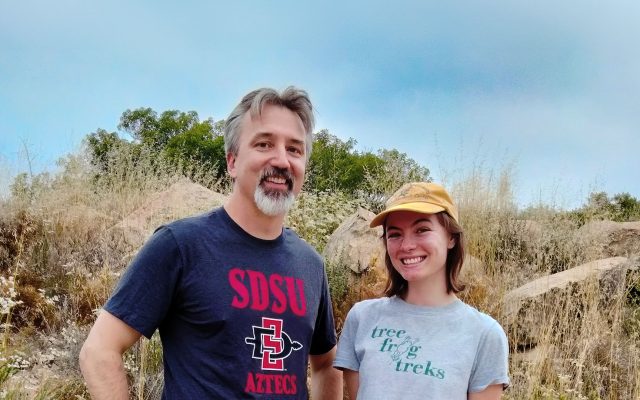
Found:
<box><xmin>447</xmin><ymin>166</ymin><xmax>640</xmax><ymax>400</ymax></box>
<box><xmin>0</xmin><ymin>145</ymin><xmax>638</xmax><ymax>399</ymax></box>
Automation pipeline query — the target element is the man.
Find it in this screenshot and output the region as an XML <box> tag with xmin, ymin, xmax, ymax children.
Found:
<box><xmin>79</xmin><ymin>87</ymin><xmax>342</xmax><ymax>399</ymax></box>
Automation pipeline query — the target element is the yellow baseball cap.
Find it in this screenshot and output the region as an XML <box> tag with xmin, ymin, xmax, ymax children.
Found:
<box><xmin>369</xmin><ymin>182</ymin><xmax>459</xmax><ymax>227</ymax></box>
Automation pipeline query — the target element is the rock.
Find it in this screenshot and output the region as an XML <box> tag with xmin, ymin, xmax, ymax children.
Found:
<box><xmin>576</xmin><ymin>220</ymin><xmax>640</xmax><ymax>260</ymax></box>
<box><xmin>112</xmin><ymin>178</ymin><xmax>226</xmax><ymax>248</ymax></box>
<box><xmin>322</xmin><ymin>207</ymin><xmax>385</xmax><ymax>274</ymax></box>
<box><xmin>503</xmin><ymin>256</ymin><xmax>637</xmax><ymax>347</ymax></box>
<box><xmin>512</xmin><ymin>343</ymin><xmax>557</xmax><ymax>365</ymax></box>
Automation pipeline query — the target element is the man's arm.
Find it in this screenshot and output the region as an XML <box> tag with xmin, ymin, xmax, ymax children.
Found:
<box><xmin>309</xmin><ymin>346</ymin><xmax>342</xmax><ymax>400</ymax></box>
<box><xmin>468</xmin><ymin>384</ymin><xmax>504</xmax><ymax>400</ymax></box>
<box><xmin>79</xmin><ymin>310</ymin><xmax>142</xmax><ymax>400</ymax></box>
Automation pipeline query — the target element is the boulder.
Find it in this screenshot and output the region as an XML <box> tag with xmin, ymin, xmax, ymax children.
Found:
<box><xmin>511</xmin><ymin>343</ymin><xmax>557</xmax><ymax>365</ymax></box>
<box><xmin>322</xmin><ymin>207</ymin><xmax>384</xmax><ymax>274</ymax></box>
<box><xmin>503</xmin><ymin>256</ymin><xmax>638</xmax><ymax>347</ymax></box>
<box><xmin>576</xmin><ymin>220</ymin><xmax>640</xmax><ymax>260</ymax></box>
<box><xmin>112</xmin><ymin>178</ymin><xmax>227</xmax><ymax>248</ymax></box>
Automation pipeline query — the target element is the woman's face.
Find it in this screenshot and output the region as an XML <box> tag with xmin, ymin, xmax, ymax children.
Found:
<box><xmin>385</xmin><ymin>211</ymin><xmax>455</xmax><ymax>288</ymax></box>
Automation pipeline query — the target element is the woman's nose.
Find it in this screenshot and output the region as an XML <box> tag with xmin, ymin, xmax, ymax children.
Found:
<box><xmin>400</xmin><ymin>236</ymin><xmax>417</xmax><ymax>251</ymax></box>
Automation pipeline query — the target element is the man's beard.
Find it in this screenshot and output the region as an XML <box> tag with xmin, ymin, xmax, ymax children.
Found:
<box><xmin>254</xmin><ymin>167</ymin><xmax>296</xmax><ymax>216</ymax></box>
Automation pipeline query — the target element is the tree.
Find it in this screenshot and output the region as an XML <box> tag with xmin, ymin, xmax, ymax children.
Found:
<box><xmin>307</xmin><ymin>130</ymin><xmax>362</xmax><ymax>192</ymax></box>
<box><xmin>579</xmin><ymin>191</ymin><xmax>640</xmax><ymax>222</ymax></box>
<box><xmin>85</xmin><ymin>129</ymin><xmax>130</xmax><ymax>172</ymax></box>
<box><xmin>612</xmin><ymin>192</ymin><xmax>640</xmax><ymax>221</ymax></box>
<box><xmin>362</xmin><ymin>149</ymin><xmax>430</xmax><ymax>212</ymax></box>
<box><xmin>305</xmin><ymin>130</ymin><xmax>430</xmax><ymax>199</ymax></box>
<box><xmin>86</xmin><ymin>108</ymin><xmax>228</xmax><ymax>186</ymax></box>
<box><xmin>85</xmin><ymin>108</ymin><xmax>432</xmax><ymax>198</ymax></box>
<box><xmin>164</xmin><ymin>121</ymin><xmax>226</xmax><ymax>178</ymax></box>
<box><xmin>118</xmin><ymin>108</ymin><xmax>204</xmax><ymax>151</ymax></box>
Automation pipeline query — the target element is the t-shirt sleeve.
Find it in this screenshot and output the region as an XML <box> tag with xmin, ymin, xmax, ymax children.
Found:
<box><xmin>104</xmin><ymin>226</ymin><xmax>183</xmax><ymax>339</ymax></box>
<box><xmin>333</xmin><ymin>303</ymin><xmax>361</xmax><ymax>371</ymax></box>
<box><xmin>310</xmin><ymin>268</ymin><xmax>338</xmax><ymax>355</ymax></box>
<box><xmin>468</xmin><ymin>319</ymin><xmax>510</xmax><ymax>392</ymax></box>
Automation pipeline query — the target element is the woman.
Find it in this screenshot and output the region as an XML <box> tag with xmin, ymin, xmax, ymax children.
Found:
<box><xmin>333</xmin><ymin>182</ymin><xmax>509</xmax><ymax>399</ymax></box>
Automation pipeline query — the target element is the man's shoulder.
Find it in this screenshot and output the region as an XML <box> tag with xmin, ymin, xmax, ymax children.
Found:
<box><xmin>283</xmin><ymin>227</ymin><xmax>319</xmax><ymax>251</ymax></box>
<box><xmin>163</xmin><ymin>207</ymin><xmax>220</xmax><ymax>232</ymax></box>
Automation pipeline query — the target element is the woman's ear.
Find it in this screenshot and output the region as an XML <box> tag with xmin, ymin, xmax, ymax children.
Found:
<box><xmin>447</xmin><ymin>236</ymin><xmax>456</xmax><ymax>249</ymax></box>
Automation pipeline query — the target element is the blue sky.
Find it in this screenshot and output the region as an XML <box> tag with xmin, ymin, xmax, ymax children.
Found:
<box><xmin>1</xmin><ymin>0</ymin><xmax>638</xmax><ymax>209</ymax></box>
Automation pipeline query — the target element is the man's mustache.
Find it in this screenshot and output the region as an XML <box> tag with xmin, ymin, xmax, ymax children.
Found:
<box><xmin>260</xmin><ymin>167</ymin><xmax>294</xmax><ymax>191</ymax></box>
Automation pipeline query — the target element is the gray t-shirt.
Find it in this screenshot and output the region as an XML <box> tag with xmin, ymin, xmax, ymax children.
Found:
<box><xmin>334</xmin><ymin>296</ymin><xmax>509</xmax><ymax>400</ymax></box>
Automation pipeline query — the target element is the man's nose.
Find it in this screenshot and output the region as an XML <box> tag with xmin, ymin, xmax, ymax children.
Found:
<box><xmin>270</xmin><ymin>145</ymin><xmax>291</xmax><ymax>169</ymax></box>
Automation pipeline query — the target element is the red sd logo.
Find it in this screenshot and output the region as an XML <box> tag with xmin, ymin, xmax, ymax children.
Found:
<box><xmin>245</xmin><ymin>317</ymin><xmax>303</xmax><ymax>370</ymax></box>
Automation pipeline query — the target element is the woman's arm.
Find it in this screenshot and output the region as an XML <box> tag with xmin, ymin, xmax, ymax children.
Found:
<box><xmin>468</xmin><ymin>384</ymin><xmax>504</xmax><ymax>400</ymax></box>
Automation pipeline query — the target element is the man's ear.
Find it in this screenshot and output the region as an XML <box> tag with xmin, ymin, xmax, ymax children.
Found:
<box><xmin>226</xmin><ymin>152</ymin><xmax>237</xmax><ymax>179</ymax></box>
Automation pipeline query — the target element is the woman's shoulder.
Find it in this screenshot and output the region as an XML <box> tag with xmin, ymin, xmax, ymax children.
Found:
<box><xmin>458</xmin><ymin>302</ymin><xmax>505</xmax><ymax>333</ymax></box>
<box><xmin>349</xmin><ymin>296</ymin><xmax>393</xmax><ymax>314</ymax></box>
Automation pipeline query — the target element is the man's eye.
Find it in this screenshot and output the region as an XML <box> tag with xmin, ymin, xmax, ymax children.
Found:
<box><xmin>288</xmin><ymin>146</ymin><xmax>303</xmax><ymax>155</ymax></box>
<box><xmin>256</xmin><ymin>142</ymin><xmax>271</xmax><ymax>149</ymax></box>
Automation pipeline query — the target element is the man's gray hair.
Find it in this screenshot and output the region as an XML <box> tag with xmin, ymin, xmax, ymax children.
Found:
<box><xmin>223</xmin><ymin>86</ymin><xmax>315</xmax><ymax>161</ymax></box>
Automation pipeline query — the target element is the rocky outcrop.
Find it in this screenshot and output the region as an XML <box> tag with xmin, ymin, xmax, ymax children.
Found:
<box><xmin>322</xmin><ymin>207</ymin><xmax>384</xmax><ymax>274</ymax></box>
<box><xmin>576</xmin><ymin>220</ymin><xmax>640</xmax><ymax>260</ymax></box>
<box><xmin>112</xmin><ymin>178</ymin><xmax>227</xmax><ymax>248</ymax></box>
<box><xmin>503</xmin><ymin>256</ymin><xmax>638</xmax><ymax>347</ymax></box>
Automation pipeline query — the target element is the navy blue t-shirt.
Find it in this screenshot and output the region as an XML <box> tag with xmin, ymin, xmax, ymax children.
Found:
<box><xmin>105</xmin><ymin>207</ymin><xmax>337</xmax><ymax>399</ymax></box>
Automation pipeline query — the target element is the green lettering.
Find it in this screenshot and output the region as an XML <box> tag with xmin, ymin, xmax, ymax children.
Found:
<box><xmin>403</xmin><ymin>362</ymin><xmax>412</xmax><ymax>372</ymax></box>
<box><xmin>371</xmin><ymin>326</ymin><xmax>384</xmax><ymax>338</ymax></box>
<box><xmin>423</xmin><ymin>361</ymin><xmax>436</xmax><ymax>377</ymax></box>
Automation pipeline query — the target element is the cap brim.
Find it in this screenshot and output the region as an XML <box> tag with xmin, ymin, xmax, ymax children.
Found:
<box><xmin>369</xmin><ymin>202</ymin><xmax>446</xmax><ymax>228</ymax></box>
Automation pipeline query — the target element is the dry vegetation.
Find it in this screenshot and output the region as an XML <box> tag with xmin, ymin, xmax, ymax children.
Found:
<box><xmin>0</xmin><ymin>147</ymin><xmax>638</xmax><ymax>399</ymax></box>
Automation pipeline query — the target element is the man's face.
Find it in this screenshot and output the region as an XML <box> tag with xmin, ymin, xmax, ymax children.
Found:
<box><xmin>227</xmin><ymin>104</ymin><xmax>307</xmax><ymax>216</ymax></box>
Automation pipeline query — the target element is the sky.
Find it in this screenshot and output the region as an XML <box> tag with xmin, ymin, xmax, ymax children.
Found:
<box><xmin>1</xmin><ymin>0</ymin><xmax>638</xmax><ymax>209</ymax></box>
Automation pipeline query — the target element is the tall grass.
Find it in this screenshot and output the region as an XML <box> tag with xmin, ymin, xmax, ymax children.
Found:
<box><xmin>0</xmin><ymin>145</ymin><xmax>224</xmax><ymax>398</ymax></box>
<box><xmin>445</xmin><ymin>164</ymin><xmax>639</xmax><ymax>399</ymax></box>
<box><xmin>0</xmin><ymin>143</ymin><xmax>638</xmax><ymax>399</ymax></box>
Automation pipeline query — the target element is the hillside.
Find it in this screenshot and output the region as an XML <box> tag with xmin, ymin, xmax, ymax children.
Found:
<box><xmin>0</xmin><ymin>156</ymin><xmax>639</xmax><ymax>399</ymax></box>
